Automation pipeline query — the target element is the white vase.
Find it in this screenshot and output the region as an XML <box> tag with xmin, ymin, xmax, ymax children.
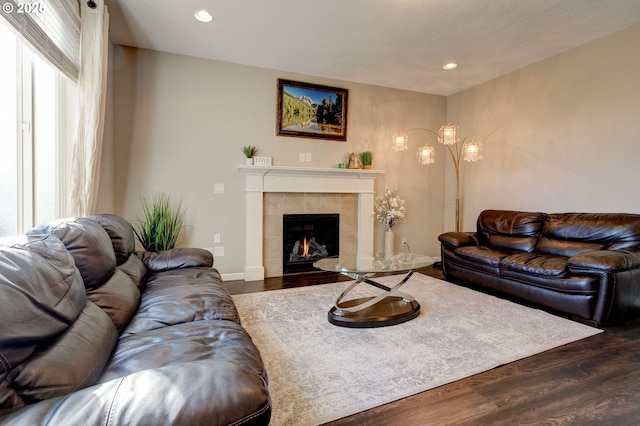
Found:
<box><xmin>384</xmin><ymin>229</ymin><xmax>394</xmax><ymax>258</ymax></box>
<box><xmin>245</xmin><ymin>157</ymin><xmax>254</xmax><ymax>165</ymax></box>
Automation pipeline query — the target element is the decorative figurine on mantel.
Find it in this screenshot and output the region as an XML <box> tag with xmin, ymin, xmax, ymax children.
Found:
<box><xmin>346</xmin><ymin>152</ymin><xmax>362</xmax><ymax>169</ymax></box>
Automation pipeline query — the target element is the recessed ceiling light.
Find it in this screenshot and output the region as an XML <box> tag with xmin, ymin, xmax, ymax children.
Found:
<box><xmin>194</xmin><ymin>9</ymin><xmax>214</xmax><ymax>23</ymax></box>
<box><xmin>442</xmin><ymin>62</ymin><xmax>458</xmax><ymax>70</ymax></box>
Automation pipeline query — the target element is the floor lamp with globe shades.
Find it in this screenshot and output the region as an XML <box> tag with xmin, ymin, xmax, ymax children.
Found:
<box><xmin>392</xmin><ymin>124</ymin><xmax>483</xmax><ymax>232</ymax></box>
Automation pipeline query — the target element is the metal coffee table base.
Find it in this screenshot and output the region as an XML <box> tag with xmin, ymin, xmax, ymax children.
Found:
<box><xmin>328</xmin><ymin>270</ymin><xmax>421</xmax><ymax>328</ymax></box>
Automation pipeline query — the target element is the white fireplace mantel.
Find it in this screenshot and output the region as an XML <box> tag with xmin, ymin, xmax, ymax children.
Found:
<box><xmin>239</xmin><ymin>165</ymin><xmax>384</xmax><ymax>281</ymax></box>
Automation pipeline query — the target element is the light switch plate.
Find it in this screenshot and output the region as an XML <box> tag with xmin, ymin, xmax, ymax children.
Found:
<box><xmin>213</xmin><ymin>183</ymin><xmax>224</xmax><ymax>194</ymax></box>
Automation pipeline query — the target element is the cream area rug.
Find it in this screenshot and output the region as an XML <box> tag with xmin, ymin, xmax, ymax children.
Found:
<box><xmin>232</xmin><ymin>273</ymin><xmax>602</xmax><ymax>426</ymax></box>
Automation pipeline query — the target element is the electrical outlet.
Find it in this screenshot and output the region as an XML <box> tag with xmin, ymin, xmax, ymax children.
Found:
<box><xmin>214</xmin><ymin>234</ymin><xmax>221</xmax><ymax>243</ymax></box>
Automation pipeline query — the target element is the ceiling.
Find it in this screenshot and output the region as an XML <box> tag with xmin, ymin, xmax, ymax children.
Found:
<box><xmin>104</xmin><ymin>0</ymin><xmax>640</xmax><ymax>96</ymax></box>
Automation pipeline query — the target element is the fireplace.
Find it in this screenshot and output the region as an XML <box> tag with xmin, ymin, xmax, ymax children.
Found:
<box><xmin>240</xmin><ymin>165</ymin><xmax>383</xmax><ymax>281</ymax></box>
<box><xmin>283</xmin><ymin>213</ymin><xmax>339</xmax><ymax>274</ymax></box>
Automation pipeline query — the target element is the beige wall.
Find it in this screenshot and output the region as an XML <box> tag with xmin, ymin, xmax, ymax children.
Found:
<box><xmin>447</xmin><ymin>23</ymin><xmax>640</xmax><ymax>230</ymax></box>
<box><xmin>103</xmin><ymin>23</ymin><xmax>640</xmax><ymax>278</ymax></box>
<box><xmin>103</xmin><ymin>47</ymin><xmax>447</xmax><ymax>277</ymax></box>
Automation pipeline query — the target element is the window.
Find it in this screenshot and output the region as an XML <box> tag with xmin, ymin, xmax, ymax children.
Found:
<box><xmin>0</xmin><ymin>21</ymin><xmax>73</xmax><ymax>237</ymax></box>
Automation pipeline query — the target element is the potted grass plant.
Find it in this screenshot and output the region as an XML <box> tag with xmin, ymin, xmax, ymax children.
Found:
<box><xmin>134</xmin><ymin>192</ymin><xmax>186</xmax><ymax>252</ymax></box>
<box><xmin>360</xmin><ymin>151</ymin><xmax>373</xmax><ymax>169</ymax></box>
<box><xmin>241</xmin><ymin>145</ymin><xmax>259</xmax><ymax>165</ymax></box>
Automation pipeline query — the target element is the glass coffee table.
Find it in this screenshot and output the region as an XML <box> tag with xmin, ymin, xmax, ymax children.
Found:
<box><xmin>313</xmin><ymin>253</ymin><xmax>435</xmax><ymax>328</ymax></box>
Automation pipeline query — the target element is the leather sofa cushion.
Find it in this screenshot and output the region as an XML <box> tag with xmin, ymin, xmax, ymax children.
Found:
<box><xmin>117</xmin><ymin>254</ymin><xmax>148</xmax><ymax>290</ymax></box>
<box><xmin>500</xmin><ymin>268</ymin><xmax>600</xmax><ymax>294</ymax></box>
<box><xmin>88</xmin><ymin>214</ymin><xmax>136</xmax><ymax>266</ymax></box>
<box><xmin>99</xmin><ymin>320</ymin><xmax>269</xmax><ymax>426</ymax></box>
<box><xmin>1</xmin><ymin>359</ymin><xmax>271</xmax><ymax>426</ymax></box>
<box><xmin>501</xmin><ymin>252</ymin><xmax>568</xmax><ymax>277</ymax></box>
<box><xmin>535</xmin><ymin>237</ymin><xmax>605</xmax><ymax>257</ymax></box>
<box><xmin>569</xmin><ymin>249</ymin><xmax>640</xmax><ymax>273</ymax></box>
<box><xmin>455</xmin><ymin>245</ymin><xmax>513</xmax><ymax>267</ymax></box>
<box><xmin>122</xmin><ymin>267</ymin><xmax>239</xmax><ymax>337</ymax></box>
<box><xmin>543</xmin><ymin>213</ymin><xmax>640</xmax><ymax>249</ymax></box>
<box><xmin>100</xmin><ymin>320</ymin><xmax>266</xmax><ymax>383</ymax></box>
<box><xmin>8</xmin><ymin>301</ymin><xmax>117</xmax><ymax>406</ymax></box>
<box><xmin>29</xmin><ymin>218</ymin><xmax>117</xmax><ymax>289</ymax></box>
<box><xmin>443</xmin><ymin>249</ymin><xmax>502</xmax><ymax>277</ymax></box>
<box><xmin>87</xmin><ymin>269</ymin><xmax>141</xmax><ymax>333</ymax></box>
<box><xmin>477</xmin><ymin>210</ymin><xmax>545</xmax><ymax>252</ymax></box>
<box><xmin>0</xmin><ymin>235</ymin><xmax>86</xmax><ymax>409</ymax></box>
<box><xmin>488</xmin><ymin>234</ymin><xmax>539</xmax><ymax>252</ymax></box>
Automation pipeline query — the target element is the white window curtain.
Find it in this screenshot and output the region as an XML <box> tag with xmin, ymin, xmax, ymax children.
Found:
<box><xmin>68</xmin><ymin>0</ymin><xmax>108</xmax><ymax>217</ymax></box>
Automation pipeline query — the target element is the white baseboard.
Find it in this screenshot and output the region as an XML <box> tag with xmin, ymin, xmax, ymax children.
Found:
<box><xmin>221</xmin><ymin>272</ymin><xmax>245</xmax><ymax>282</ymax></box>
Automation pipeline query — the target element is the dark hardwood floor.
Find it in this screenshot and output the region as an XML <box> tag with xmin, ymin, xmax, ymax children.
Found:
<box><xmin>226</xmin><ymin>266</ymin><xmax>640</xmax><ymax>425</ymax></box>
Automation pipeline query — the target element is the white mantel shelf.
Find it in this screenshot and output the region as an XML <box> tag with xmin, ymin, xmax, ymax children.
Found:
<box><xmin>238</xmin><ymin>164</ymin><xmax>385</xmax><ymax>176</ymax></box>
<box><xmin>239</xmin><ymin>165</ymin><xmax>385</xmax><ymax>281</ymax></box>
<box><xmin>238</xmin><ymin>165</ymin><xmax>384</xmax><ymax>193</ymax></box>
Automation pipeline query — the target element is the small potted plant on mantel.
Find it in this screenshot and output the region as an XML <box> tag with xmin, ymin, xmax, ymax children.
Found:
<box><xmin>359</xmin><ymin>151</ymin><xmax>373</xmax><ymax>169</ymax></box>
<box><xmin>241</xmin><ymin>145</ymin><xmax>259</xmax><ymax>165</ymax></box>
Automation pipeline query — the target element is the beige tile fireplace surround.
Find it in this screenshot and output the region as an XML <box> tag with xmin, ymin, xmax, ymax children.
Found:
<box><xmin>264</xmin><ymin>192</ymin><xmax>358</xmax><ymax>277</ymax></box>
<box><xmin>239</xmin><ymin>166</ymin><xmax>384</xmax><ymax>281</ymax></box>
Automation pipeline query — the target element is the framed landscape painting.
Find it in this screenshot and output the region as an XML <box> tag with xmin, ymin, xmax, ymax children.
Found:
<box><xmin>276</xmin><ymin>79</ymin><xmax>348</xmax><ymax>141</ymax></box>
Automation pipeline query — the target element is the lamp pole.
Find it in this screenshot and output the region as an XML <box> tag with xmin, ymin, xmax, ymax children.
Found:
<box><xmin>444</xmin><ymin>142</ymin><xmax>464</xmax><ymax>232</ymax></box>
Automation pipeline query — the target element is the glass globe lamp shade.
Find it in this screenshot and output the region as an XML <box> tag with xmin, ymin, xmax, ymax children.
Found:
<box><xmin>438</xmin><ymin>124</ymin><xmax>459</xmax><ymax>145</ymax></box>
<box><xmin>417</xmin><ymin>145</ymin><xmax>435</xmax><ymax>165</ymax></box>
<box><xmin>392</xmin><ymin>133</ymin><xmax>409</xmax><ymax>151</ymax></box>
<box><xmin>462</xmin><ymin>139</ymin><xmax>483</xmax><ymax>162</ymax></box>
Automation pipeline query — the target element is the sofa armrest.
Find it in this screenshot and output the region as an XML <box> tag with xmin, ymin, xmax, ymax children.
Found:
<box><xmin>568</xmin><ymin>250</ymin><xmax>640</xmax><ymax>273</ymax></box>
<box><xmin>136</xmin><ymin>247</ymin><xmax>213</xmax><ymax>272</ymax></box>
<box><xmin>438</xmin><ymin>232</ymin><xmax>480</xmax><ymax>250</ymax></box>
<box><xmin>0</xmin><ymin>364</ymin><xmax>270</xmax><ymax>426</ymax></box>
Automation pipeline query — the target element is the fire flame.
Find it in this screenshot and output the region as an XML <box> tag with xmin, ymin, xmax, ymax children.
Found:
<box><xmin>302</xmin><ymin>237</ymin><xmax>309</xmax><ymax>257</ymax></box>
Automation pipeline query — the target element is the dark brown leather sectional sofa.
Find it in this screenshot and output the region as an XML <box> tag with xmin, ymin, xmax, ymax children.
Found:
<box><xmin>0</xmin><ymin>214</ymin><xmax>270</xmax><ymax>425</ymax></box>
<box><xmin>439</xmin><ymin>210</ymin><xmax>640</xmax><ymax>326</ymax></box>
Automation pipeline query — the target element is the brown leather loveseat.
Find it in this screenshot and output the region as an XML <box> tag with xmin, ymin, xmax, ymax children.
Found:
<box><xmin>0</xmin><ymin>214</ymin><xmax>270</xmax><ymax>425</ymax></box>
<box><xmin>439</xmin><ymin>210</ymin><xmax>640</xmax><ymax>326</ymax></box>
